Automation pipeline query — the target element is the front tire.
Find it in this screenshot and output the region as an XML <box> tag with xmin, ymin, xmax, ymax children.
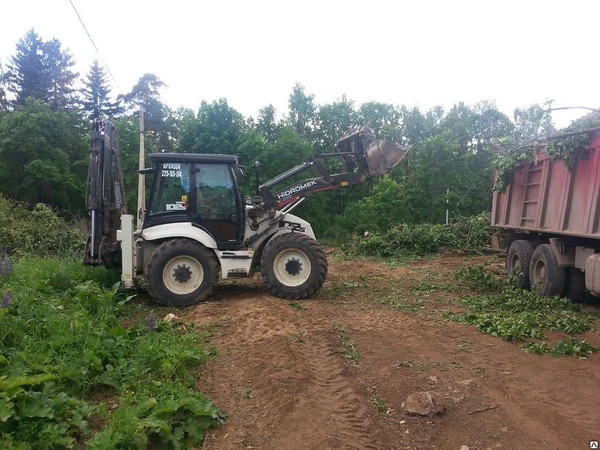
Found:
<box><xmin>261</xmin><ymin>233</ymin><xmax>328</xmax><ymax>299</ymax></box>
<box><xmin>145</xmin><ymin>238</ymin><xmax>219</xmax><ymax>307</ymax></box>
<box><xmin>529</xmin><ymin>244</ymin><xmax>566</xmax><ymax>297</ymax></box>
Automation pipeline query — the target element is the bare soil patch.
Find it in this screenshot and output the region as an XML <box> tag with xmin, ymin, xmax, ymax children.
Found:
<box><xmin>182</xmin><ymin>252</ymin><xmax>600</xmax><ymax>450</ymax></box>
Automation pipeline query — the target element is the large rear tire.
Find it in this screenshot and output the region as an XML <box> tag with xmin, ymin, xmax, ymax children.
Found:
<box><xmin>261</xmin><ymin>233</ymin><xmax>328</xmax><ymax>299</ymax></box>
<box><xmin>145</xmin><ymin>238</ymin><xmax>219</xmax><ymax>307</ymax></box>
<box><xmin>506</xmin><ymin>240</ymin><xmax>534</xmax><ymax>289</ymax></box>
<box><xmin>529</xmin><ymin>244</ymin><xmax>566</xmax><ymax>297</ymax></box>
<box><xmin>565</xmin><ymin>267</ymin><xmax>587</xmax><ymax>302</ymax></box>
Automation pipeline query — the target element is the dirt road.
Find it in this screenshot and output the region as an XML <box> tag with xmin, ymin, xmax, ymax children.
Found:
<box><xmin>185</xmin><ymin>252</ymin><xmax>600</xmax><ymax>450</ymax></box>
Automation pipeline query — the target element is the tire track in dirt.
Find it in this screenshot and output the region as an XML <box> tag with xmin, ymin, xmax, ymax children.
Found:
<box><xmin>191</xmin><ymin>287</ymin><xmax>389</xmax><ymax>450</ymax></box>
<box><xmin>268</xmin><ymin>334</ymin><xmax>385</xmax><ymax>450</ymax></box>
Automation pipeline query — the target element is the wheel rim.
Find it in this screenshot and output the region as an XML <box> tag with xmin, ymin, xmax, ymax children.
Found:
<box><xmin>532</xmin><ymin>259</ymin><xmax>546</xmax><ymax>286</ymax></box>
<box><xmin>273</xmin><ymin>248</ymin><xmax>311</xmax><ymax>287</ymax></box>
<box><xmin>510</xmin><ymin>254</ymin><xmax>520</xmax><ymax>271</ymax></box>
<box><xmin>163</xmin><ymin>255</ymin><xmax>204</xmax><ymax>295</ymax></box>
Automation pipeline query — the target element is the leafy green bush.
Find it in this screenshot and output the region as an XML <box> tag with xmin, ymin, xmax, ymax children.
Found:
<box><xmin>0</xmin><ymin>196</ymin><xmax>84</xmax><ymax>258</ymax></box>
<box><xmin>0</xmin><ymin>258</ymin><xmax>223</xmax><ymax>449</ymax></box>
<box><xmin>343</xmin><ymin>213</ymin><xmax>494</xmax><ymax>257</ymax></box>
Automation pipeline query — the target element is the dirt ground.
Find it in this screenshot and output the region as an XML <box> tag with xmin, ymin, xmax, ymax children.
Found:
<box><xmin>182</xmin><ymin>251</ymin><xmax>600</xmax><ymax>450</ymax></box>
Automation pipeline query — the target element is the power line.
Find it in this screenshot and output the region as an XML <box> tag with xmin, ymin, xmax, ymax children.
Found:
<box><xmin>67</xmin><ymin>0</ymin><xmax>124</xmax><ymax>95</ymax></box>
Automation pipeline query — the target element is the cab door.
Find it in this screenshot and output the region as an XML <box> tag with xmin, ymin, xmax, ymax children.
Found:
<box><xmin>190</xmin><ymin>163</ymin><xmax>243</xmax><ymax>248</ymax></box>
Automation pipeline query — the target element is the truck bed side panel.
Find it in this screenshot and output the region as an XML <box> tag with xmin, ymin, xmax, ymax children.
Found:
<box><xmin>492</xmin><ymin>132</ymin><xmax>600</xmax><ymax>239</ymax></box>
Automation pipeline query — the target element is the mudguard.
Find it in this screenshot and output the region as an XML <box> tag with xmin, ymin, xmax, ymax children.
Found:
<box><xmin>141</xmin><ymin>223</ymin><xmax>218</xmax><ymax>249</ymax></box>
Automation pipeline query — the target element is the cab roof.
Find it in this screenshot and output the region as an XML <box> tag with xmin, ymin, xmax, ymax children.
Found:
<box><xmin>149</xmin><ymin>153</ymin><xmax>238</xmax><ymax>164</ymax></box>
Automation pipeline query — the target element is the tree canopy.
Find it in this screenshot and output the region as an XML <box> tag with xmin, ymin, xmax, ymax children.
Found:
<box><xmin>1</xmin><ymin>28</ymin><xmax>591</xmax><ymax>237</ymax></box>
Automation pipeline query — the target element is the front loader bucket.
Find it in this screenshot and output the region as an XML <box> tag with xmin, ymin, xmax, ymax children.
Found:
<box><xmin>336</xmin><ymin>126</ymin><xmax>410</xmax><ymax>177</ymax></box>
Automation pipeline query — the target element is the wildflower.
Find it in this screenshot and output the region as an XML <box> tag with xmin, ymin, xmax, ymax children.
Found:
<box><xmin>148</xmin><ymin>310</ymin><xmax>156</xmax><ymax>332</ymax></box>
<box><xmin>1</xmin><ymin>290</ymin><xmax>10</xmax><ymax>308</ymax></box>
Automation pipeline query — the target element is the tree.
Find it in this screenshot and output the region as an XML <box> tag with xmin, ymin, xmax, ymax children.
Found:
<box><xmin>121</xmin><ymin>73</ymin><xmax>166</xmax><ymax>129</ymax></box>
<box><xmin>440</xmin><ymin>101</ymin><xmax>513</xmax><ymax>154</ymax></box>
<box><xmin>177</xmin><ymin>98</ymin><xmax>246</xmax><ymax>154</ymax></box>
<box><xmin>256</xmin><ymin>104</ymin><xmax>279</xmax><ymax>142</ymax></box>
<box><xmin>44</xmin><ymin>38</ymin><xmax>78</xmax><ymax>110</ymax></box>
<box><xmin>6</xmin><ymin>30</ymin><xmax>78</xmax><ymax>109</ymax></box>
<box><xmin>0</xmin><ymin>98</ymin><xmax>87</xmax><ymax>211</ymax></box>
<box><xmin>80</xmin><ymin>60</ymin><xmax>123</xmax><ymax>119</ymax></box>
<box><xmin>358</xmin><ymin>102</ymin><xmax>402</xmax><ymax>142</ymax></box>
<box><xmin>0</xmin><ymin>60</ymin><xmax>8</xmax><ymax>111</ymax></box>
<box><xmin>121</xmin><ymin>73</ymin><xmax>173</xmax><ymax>151</ymax></box>
<box><xmin>287</xmin><ymin>83</ymin><xmax>316</xmax><ymax>137</ymax></box>
<box><xmin>315</xmin><ymin>95</ymin><xmax>359</xmax><ymax>150</ymax></box>
<box><xmin>6</xmin><ymin>29</ymin><xmax>50</xmax><ymax>105</ymax></box>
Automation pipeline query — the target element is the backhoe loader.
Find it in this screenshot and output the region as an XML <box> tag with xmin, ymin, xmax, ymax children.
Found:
<box><xmin>84</xmin><ymin>121</ymin><xmax>408</xmax><ymax>306</ymax></box>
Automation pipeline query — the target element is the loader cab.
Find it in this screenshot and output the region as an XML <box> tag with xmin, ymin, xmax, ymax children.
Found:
<box><xmin>145</xmin><ymin>153</ymin><xmax>245</xmax><ymax>248</ymax></box>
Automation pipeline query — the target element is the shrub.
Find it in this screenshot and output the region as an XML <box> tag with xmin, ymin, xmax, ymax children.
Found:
<box><xmin>0</xmin><ymin>196</ymin><xmax>84</xmax><ymax>258</ymax></box>
<box><xmin>343</xmin><ymin>213</ymin><xmax>494</xmax><ymax>257</ymax></box>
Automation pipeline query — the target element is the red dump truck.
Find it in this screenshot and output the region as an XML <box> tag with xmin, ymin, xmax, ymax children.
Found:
<box><xmin>491</xmin><ymin>131</ymin><xmax>600</xmax><ymax>300</ymax></box>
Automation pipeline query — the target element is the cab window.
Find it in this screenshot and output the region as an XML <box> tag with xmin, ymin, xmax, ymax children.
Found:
<box><xmin>195</xmin><ymin>164</ymin><xmax>236</xmax><ymax>219</ymax></box>
<box><xmin>148</xmin><ymin>163</ymin><xmax>191</xmax><ymax>215</ymax></box>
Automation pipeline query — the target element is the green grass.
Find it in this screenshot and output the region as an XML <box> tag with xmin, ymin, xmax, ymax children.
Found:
<box><xmin>289</xmin><ymin>301</ymin><xmax>307</xmax><ymax>310</ymax></box>
<box><xmin>319</xmin><ymin>280</ymin><xmax>369</xmax><ymax>298</ymax></box>
<box><xmin>332</xmin><ymin>324</ymin><xmax>360</xmax><ymax>365</ymax></box>
<box><xmin>0</xmin><ymin>257</ymin><xmax>224</xmax><ymax>449</ymax></box>
<box><xmin>370</xmin><ymin>396</ymin><xmax>390</xmax><ymax>413</ymax></box>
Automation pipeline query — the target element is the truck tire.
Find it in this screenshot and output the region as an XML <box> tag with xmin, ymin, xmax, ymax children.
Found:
<box><xmin>261</xmin><ymin>233</ymin><xmax>328</xmax><ymax>299</ymax></box>
<box><xmin>506</xmin><ymin>240</ymin><xmax>534</xmax><ymax>289</ymax></box>
<box><xmin>145</xmin><ymin>238</ymin><xmax>219</xmax><ymax>307</ymax></box>
<box><xmin>529</xmin><ymin>244</ymin><xmax>566</xmax><ymax>297</ymax></box>
<box><xmin>565</xmin><ymin>267</ymin><xmax>587</xmax><ymax>302</ymax></box>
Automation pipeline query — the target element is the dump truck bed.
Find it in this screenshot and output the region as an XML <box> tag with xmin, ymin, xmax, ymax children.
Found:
<box><xmin>492</xmin><ymin>132</ymin><xmax>600</xmax><ymax>239</ymax></box>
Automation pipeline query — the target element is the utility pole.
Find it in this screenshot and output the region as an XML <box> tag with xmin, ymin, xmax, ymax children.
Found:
<box><xmin>137</xmin><ymin>108</ymin><xmax>145</xmax><ymax>230</ymax></box>
<box><xmin>446</xmin><ymin>188</ymin><xmax>449</xmax><ymax>225</ymax></box>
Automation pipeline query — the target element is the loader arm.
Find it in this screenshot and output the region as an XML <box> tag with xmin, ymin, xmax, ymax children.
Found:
<box><xmin>258</xmin><ymin>126</ymin><xmax>410</xmax><ymax>210</ymax></box>
<box><xmin>84</xmin><ymin>118</ymin><xmax>127</xmax><ymax>267</ymax></box>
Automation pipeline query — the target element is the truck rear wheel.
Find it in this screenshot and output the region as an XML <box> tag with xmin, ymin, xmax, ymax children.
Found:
<box><xmin>506</xmin><ymin>240</ymin><xmax>534</xmax><ymax>289</ymax></box>
<box><xmin>145</xmin><ymin>238</ymin><xmax>219</xmax><ymax>307</ymax></box>
<box><xmin>529</xmin><ymin>244</ymin><xmax>566</xmax><ymax>297</ymax></box>
<box><xmin>565</xmin><ymin>267</ymin><xmax>587</xmax><ymax>302</ymax></box>
<box><xmin>261</xmin><ymin>233</ymin><xmax>328</xmax><ymax>299</ymax></box>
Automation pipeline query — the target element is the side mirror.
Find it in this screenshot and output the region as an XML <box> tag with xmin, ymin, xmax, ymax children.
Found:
<box><xmin>232</xmin><ymin>165</ymin><xmax>246</xmax><ymax>185</ymax></box>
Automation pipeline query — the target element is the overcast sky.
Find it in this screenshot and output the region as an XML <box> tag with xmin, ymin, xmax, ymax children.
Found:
<box><xmin>2</xmin><ymin>0</ymin><xmax>598</xmax><ymax>126</ymax></box>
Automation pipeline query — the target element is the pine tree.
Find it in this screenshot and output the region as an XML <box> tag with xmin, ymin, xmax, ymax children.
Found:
<box><xmin>6</xmin><ymin>29</ymin><xmax>78</xmax><ymax>109</ymax></box>
<box><xmin>81</xmin><ymin>60</ymin><xmax>123</xmax><ymax>119</ymax></box>
<box><xmin>7</xmin><ymin>29</ymin><xmax>50</xmax><ymax>104</ymax></box>
<box><xmin>44</xmin><ymin>38</ymin><xmax>78</xmax><ymax>110</ymax></box>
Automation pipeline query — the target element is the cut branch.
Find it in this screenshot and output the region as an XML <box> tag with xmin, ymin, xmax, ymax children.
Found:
<box><xmin>520</xmin><ymin>126</ymin><xmax>600</xmax><ymax>144</ymax></box>
<box><xmin>467</xmin><ymin>405</ymin><xmax>498</xmax><ymax>415</ymax></box>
